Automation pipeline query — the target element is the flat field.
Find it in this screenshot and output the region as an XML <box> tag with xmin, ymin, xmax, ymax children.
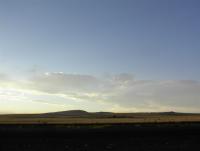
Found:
<box><xmin>1</xmin><ymin>113</ymin><xmax>200</xmax><ymax>151</ymax></box>
<box><xmin>0</xmin><ymin>123</ymin><xmax>200</xmax><ymax>151</ymax></box>
<box><xmin>0</xmin><ymin>114</ymin><xmax>200</xmax><ymax>124</ymax></box>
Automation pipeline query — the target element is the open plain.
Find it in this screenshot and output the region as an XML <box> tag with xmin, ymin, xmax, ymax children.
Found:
<box><xmin>0</xmin><ymin>111</ymin><xmax>200</xmax><ymax>151</ymax></box>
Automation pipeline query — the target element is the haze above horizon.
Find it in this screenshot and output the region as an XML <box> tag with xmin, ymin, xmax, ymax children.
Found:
<box><xmin>0</xmin><ymin>0</ymin><xmax>200</xmax><ymax>113</ymax></box>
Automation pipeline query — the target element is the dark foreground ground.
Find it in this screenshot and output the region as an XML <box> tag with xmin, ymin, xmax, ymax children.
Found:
<box><xmin>0</xmin><ymin>122</ymin><xmax>200</xmax><ymax>151</ymax></box>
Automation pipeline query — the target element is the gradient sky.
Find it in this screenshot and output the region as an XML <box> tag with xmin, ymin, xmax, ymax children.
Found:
<box><xmin>0</xmin><ymin>0</ymin><xmax>200</xmax><ymax>113</ymax></box>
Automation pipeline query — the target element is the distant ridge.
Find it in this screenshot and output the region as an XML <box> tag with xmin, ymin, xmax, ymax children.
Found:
<box><xmin>1</xmin><ymin>110</ymin><xmax>199</xmax><ymax>117</ymax></box>
<box><xmin>44</xmin><ymin>110</ymin><xmax>90</xmax><ymax>116</ymax></box>
<box><xmin>39</xmin><ymin>110</ymin><xmax>199</xmax><ymax>118</ymax></box>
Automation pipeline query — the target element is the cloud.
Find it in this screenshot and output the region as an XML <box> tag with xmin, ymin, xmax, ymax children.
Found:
<box><xmin>0</xmin><ymin>72</ymin><xmax>200</xmax><ymax>113</ymax></box>
<box><xmin>0</xmin><ymin>73</ymin><xmax>10</xmax><ymax>82</ymax></box>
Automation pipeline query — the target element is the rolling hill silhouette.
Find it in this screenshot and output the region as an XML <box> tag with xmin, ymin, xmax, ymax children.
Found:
<box><xmin>40</xmin><ymin>110</ymin><xmax>197</xmax><ymax>118</ymax></box>
<box><xmin>44</xmin><ymin>110</ymin><xmax>90</xmax><ymax>116</ymax></box>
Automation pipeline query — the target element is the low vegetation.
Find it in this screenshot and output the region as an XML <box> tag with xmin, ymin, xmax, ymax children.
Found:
<box><xmin>0</xmin><ymin>110</ymin><xmax>200</xmax><ymax>124</ymax></box>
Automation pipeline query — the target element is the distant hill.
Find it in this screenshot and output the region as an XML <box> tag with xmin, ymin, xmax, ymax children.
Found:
<box><xmin>0</xmin><ymin>110</ymin><xmax>199</xmax><ymax>119</ymax></box>
<box><xmin>1</xmin><ymin>110</ymin><xmax>200</xmax><ymax>124</ymax></box>
<box><xmin>43</xmin><ymin>110</ymin><xmax>90</xmax><ymax>116</ymax></box>
<box><xmin>40</xmin><ymin>110</ymin><xmax>196</xmax><ymax>118</ymax></box>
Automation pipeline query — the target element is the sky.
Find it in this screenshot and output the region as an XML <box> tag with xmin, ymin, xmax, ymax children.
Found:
<box><xmin>0</xmin><ymin>0</ymin><xmax>200</xmax><ymax>113</ymax></box>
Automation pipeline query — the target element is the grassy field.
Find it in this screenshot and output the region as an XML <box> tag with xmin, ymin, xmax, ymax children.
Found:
<box><xmin>1</xmin><ymin>114</ymin><xmax>200</xmax><ymax>124</ymax></box>
<box><xmin>1</xmin><ymin>113</ymin><xmax>200</xmax><ymax>151</ymax></box>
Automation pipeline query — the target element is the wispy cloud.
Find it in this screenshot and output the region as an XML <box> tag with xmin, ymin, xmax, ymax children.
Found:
<box><xmin>0</xmin><ymin>72</ymin><xmax>200</xmax><ymax>113</ymax></box>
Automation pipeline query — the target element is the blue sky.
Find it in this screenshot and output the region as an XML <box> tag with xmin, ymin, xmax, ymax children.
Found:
<box><xmin>0</xmin><ymin>0</ymin><xmax>200</xmax><ymax>113</ymax></box>
<box><xmin>0</xmin><ymin>0</ymin><xmax>200</xmax><ymax>79</ymax></box>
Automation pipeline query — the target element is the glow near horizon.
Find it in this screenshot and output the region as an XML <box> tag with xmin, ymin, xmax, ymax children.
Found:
<box><xmin>0</xmin><ymin>0</ymin><xmax>200</xmax><ymax>113</ymax></box>
<box><xmin>0</xmin><ymin>72</ymin><xmax>200</xmax><ymax>113</ymax></box>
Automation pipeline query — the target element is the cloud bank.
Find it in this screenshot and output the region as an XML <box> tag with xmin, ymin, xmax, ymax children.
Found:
<box><xmin>0</xmin><ymin>72</ymin><xmax>200</xmax><ymax>113</ymax></box>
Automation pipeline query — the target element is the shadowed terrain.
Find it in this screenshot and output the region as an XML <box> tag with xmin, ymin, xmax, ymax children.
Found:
<box><xmin>0</xmin><ymin>110</ymin><xmax>200</xmax><ymax>124</ymax></box>
<box><xmin>0</xmin><ymin>123</ymin><xmax>200</xmax><ymax>151</ymax></box>
<box><xmin>1</xmin><ymin>110</ymin><xmax>200</xmax><ymax>151</ymax></box>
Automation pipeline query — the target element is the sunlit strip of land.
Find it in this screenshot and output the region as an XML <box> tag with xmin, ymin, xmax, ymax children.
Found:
<box><xmin>0</xmin><ymin>113</ymin><xmax>200</xmax><ymax>124</ymax></box>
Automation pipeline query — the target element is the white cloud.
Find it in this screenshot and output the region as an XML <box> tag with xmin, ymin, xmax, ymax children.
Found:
<box><xmin>0</xmin><ymin>72</ymin><xmax>200</xmax><ymax>113</ymax></box>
